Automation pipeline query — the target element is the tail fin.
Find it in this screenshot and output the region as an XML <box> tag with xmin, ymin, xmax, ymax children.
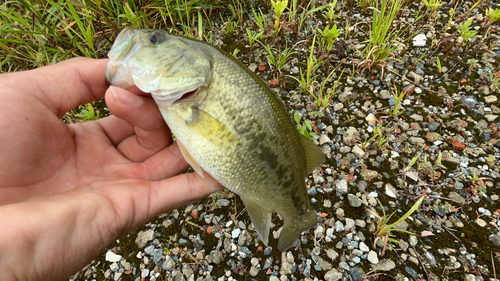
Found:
<box><xmin>277</xmin><ymin>209</ymin><xmax>318</xmax><ymax>251</ymax></box>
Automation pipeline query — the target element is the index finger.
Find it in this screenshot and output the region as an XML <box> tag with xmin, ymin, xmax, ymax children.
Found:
<box><xmin>4</xmin><ymin>57</ymin><xmax>109</xmax><ymax>117</ymax></box>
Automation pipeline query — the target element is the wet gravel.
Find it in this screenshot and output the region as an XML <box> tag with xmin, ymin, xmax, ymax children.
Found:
<box><xmin>71</xmin><ymin>0</ymin><xmax>500</xmax><ymax>280</ymax></box>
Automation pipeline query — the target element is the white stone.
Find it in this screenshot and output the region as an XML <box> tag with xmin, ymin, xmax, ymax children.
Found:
<box><xmin>320</xmin><ymin>134</ymin><xmax>331</xmax><ymax>145</ymax></box>
<box><xmin>105</xmin><ymin>251</ymin><xmax>122</xmax><ymax>262</ymax></box>
<box><xmin>385</xmin><ymin>183</ymin><xmax>397</xmax><ymax>198</ymax></box>
<box><xmin>413</xmin><ymin>34</ymin><xmax>427</xmax><ymax>46</ymax></box>
<box><xmin>352</xmin><ymin>145</ymin><xmax>365</xmax><ymax>159</ymax></box>
<box><xmin>359</xmin><ymin>242</ymin><xmax>370</xmax><ymax>252</ymax></box>
<box><xmin>367</xmin><ymin>250</ymin><xmax>379</xmax><ymax>264</ymax></box>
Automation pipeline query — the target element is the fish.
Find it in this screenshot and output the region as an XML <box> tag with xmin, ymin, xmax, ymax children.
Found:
<box><xmin>105</xmin><ymin>27</ymin><xmax>325</xmax><ymax>251</ymax></box>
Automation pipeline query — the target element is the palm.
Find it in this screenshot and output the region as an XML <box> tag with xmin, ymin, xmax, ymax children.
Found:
<box><xmin>0</xmin><ymin>58</ymin><xmax>222</xmax><ymax>281</ymax></box>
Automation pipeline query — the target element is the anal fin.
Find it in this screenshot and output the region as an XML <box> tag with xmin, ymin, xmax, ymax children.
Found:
<box><xmin>240</xmin><ymin>196</ymin><xmax>272</xmax><ymax>246</ymax></box>
<box><xmin>177</xmin><ymin>140</ymin><xmax>204</xmax><ymax>178</ymax></box>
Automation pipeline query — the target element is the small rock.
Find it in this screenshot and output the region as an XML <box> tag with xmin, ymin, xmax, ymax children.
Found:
<box><xmin>453</xmin><ymin>141</ymin><xmax>466</xmax><ymax>151</ymax></box>
<box><xmin>218</xmin><ymin>199</ymin><xmax>230</xmax><ymax>207</ymax></box>
<box><xmin>324</xmin><ymin>268</ymin><xmax>342</xmax><ymax>281</ymax></box>
<box><xmin>424</xmin><ymin>251</ymin><xmax>437</xmax><ymax>266</ymax></box>
<box><xmin>367</xmin><ymin>251</ymin><xmax>379</xmax><ymax>264</ymax></box>
<box><xmin>485</xmin><ymin>95</ymin><xmax>498</xmax><ymax>103</ymax></box>
<box><xmin>409</xmin><ymin>235</ymin><xmax>418</xmax><ymax>246</ymax></box>
<box><xmin>428</xmin><ymin>121</ymin><xmax>440</xmax><ymax>131</ymax></box>
<box><xmin>410</xmin><ymin>114</ymin><xmax>423</xmax><ymax>121</ymax></box>
<box><xmin>333</xmin><ymin>103</ymin><xmax>344</xmax><ymax>111</ymax></box>
<box><xmin>376</xmin><ymin>260</ymin><xmax>396</xmax><ymax>271</ymax></box>
<box><xmin>379</xmin><ymin>90</ymin><xmax>390</xmax><ymax>99</ymax></box>
<box><xmin>348</xmin><ymin>194</ymin><xmax>363</xmax><ymax>207</ymax></box>
<box><xmin>460</xmin><ymin>96</ymin><xmax>478</xmax><ymax>108</ymax></box>
<box><xmin>352</xmin><ymin>145</ymin><xmax>365</xmax><ymax>158</ymax></box>
<box><xmin>105</xmin><ymin>251</ymin><xmax>122</xmax><ymax>262</ymax></box>
<box><xmin>448</xmin><ymin>192</ymin><xmax>465</xmax><ymax>204</ymax></box>
<box><xmin>408</xmin><ymin>137</ymin><xmax>425</xmax><ymax>146</ymax></box>
<box><xmin>413</xmin><ymin>33</ymin><xmax>427</xmax><ymax>46</ymax></box>
<box><xmin>475</xmin><ymin>218</ymin><xmax>487</xmax><ymax>227</ymax></box>
<box><xmin>489</xmin><ymin>233</ymin><xmax>500</xmax><ymax>246</ymax></box>
<box><xmin>232</xmin><ymin>229</ymin><xmax>240</xmax><ymax>238</ymax></box>
<box><xmin>336</xmin><ymin>179</ymin><xmax>348</xmax><ymax>194</ymax></box>
<box><xmin>136</xmin><ymin>229</ymin><xmax>155</xmax><ymax>248</ymax></box>
<box><xmin>385</xmin><ymin>183</ymin><xmax>397</xmax><ymax>198</ymax></box>
<box><xmin>359</xmin><ymin>242</ymin><xmax>369</xmax><ymax>252</ymax></box>
<box><xmin>249</xmin><ymin>266</ymin><xmax>259</xmax><ymax>276</ymax></box>
<box><xmin>110</xmin><ymin>262</ymin><xmax>119</xmax><ymax>272</ymax></box>
<box><xmin>326</xmin><ymin>248</ymin><xmax>339</xmax><ymax>261</ymax></box>
<box><xmin>347</xmin><ymin>267</ymin><xmax>365</xmax><ymax>281</ymax></box>
<box><xmin>320</xmin><ymin>134</ymin><xmax>331</xmax><ymax>145</ymax></box>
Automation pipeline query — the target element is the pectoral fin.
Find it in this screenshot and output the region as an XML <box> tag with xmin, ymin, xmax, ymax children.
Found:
<box><xmin>240</xmin><ymin>196</ymin><xmax>272</xmax><ymax>246</ymax></box>
<box><xmin>177</xmin><ymin>140</ymin><xmax>204</xmax><ymax>178</ymax></box>
<box><xmin>300</xmin><ymin>134</ymin><xmax>326</xmax><ymax>173</ymax></box>
<box><xmin>186</xmin><ymin>107</ymin><xmax>239</xmax><ymax>145</ymax></box>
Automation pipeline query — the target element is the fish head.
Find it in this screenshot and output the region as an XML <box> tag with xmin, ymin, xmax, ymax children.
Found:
<box><xmin>106</xmin><ymin>27</ymin><xmax>211</xmax><ymax>107</ymax></box>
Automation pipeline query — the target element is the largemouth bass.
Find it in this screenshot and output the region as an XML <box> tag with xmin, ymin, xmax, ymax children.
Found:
<box><xmin>106</xmin><ymin>27</ymin><xmax>325</xmax><ymax>251</ymax></box>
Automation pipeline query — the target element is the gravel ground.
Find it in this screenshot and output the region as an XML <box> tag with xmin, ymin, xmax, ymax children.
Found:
<box><xmin>71</xmin><ymin>0</ymin><xmax>500</xmax><ymax>280</ymax></box>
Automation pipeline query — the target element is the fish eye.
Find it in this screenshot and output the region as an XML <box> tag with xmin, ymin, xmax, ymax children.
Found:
<box><xmin>150</xmin><ymin>31</ymin><xmax>166</xmax><ymax>45</ymax></box>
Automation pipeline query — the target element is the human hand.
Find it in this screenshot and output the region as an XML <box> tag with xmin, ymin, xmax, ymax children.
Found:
<box><xmin>0</xmin><ymin>58</ymin><xmax>223</xmax><ymax>281</ymax></box>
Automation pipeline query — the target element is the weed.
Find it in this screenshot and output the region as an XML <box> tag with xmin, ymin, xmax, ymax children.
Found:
<box><xmin>318</xmin><ymin>24</ymin><xmax>341</xmax><ymax>52</ymax></box>
<box><xmin>251</xmin><ymin>7</ymin><xmax>266</xmax><ymax>32</ymax></box>
<box><xmin>486</xmin><ymin>7</ymin><xmax>500</xmax><ymax>23</ymax></box>
<box><xmin>421</xmin><ymin>0</ymin><xmax>443</xmax><ymax>14</ymax></box>
<box><xmin>322</xmin><ymin>1</ymin><xmax>339</xmax><ymax>22</ymax></box>
<box><xmin>358</xmin><ymin>0</ymin><xmax>405</xmax><ymax>73</ymax></box>
<box><xmin>223</xmin><ymin>19</ymin><xmax>238</xmax><ymax>36</ymax></box>
<box><xmin>312</xmin><ymin>69</ymin><xmax>343</xmax><ymax>108</ymax></box>
<box><xmin>246</xmin><ymin>29</ymin><xmax>264</xmax><ymax>48</ymax></box>
<box><xmin>367</xmin><ymin>189</ymin><xmax>427</xmax><ymax>256</ymax></box>
<box><xmin>287</xmin><ymin>35</ymin><xmax>321</xmax><ymax>94</ymax></box>
<box><xmin>259</xmin><ymin>40</ymin><xmax>299</xmax><ymax>71</ymax></box>
<box><xmin>458</xmin><ymin>17</ymin><xmax>480</xmax><ymax>46</ymax></box>
<box><xmin>72</xmin><ymin>103</ymin><xmax>100</xmax><ymax>122</ymax></box>
<box><xmin>435</xmin><ymin>56</ymin><xmax>442</xmax><ymax>73</ymax></box>
<box><xmin>294</xmin><ymin>111</ymin><xmax>317</xmax><ymax>141</ymax></box>
<box><xmin>390</xmin><ymin>86</ymin><xmax>406</xmax><ymax>117</ymax></box>
<box><xmin>270</xmin><ymin>0</ymin><xmax>288</xmax><ymax>32</ymax></box>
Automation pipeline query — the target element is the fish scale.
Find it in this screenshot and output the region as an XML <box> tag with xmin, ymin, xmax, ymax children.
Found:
<box><xmin>106</xmin><ymin>27</ymin><xmax>325</xmax><ymax>251</ymax></box>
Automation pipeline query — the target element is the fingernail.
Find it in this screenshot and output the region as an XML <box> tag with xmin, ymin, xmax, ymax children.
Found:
<box><xmin>110</xmin><ymin>86</ymin><xmax>143</xmax><ymax>107</ymax></box>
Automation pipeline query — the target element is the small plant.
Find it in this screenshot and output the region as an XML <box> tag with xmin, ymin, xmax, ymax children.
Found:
<box><xmin>435</xmin><ymin>56</ymin><xmax>442</xmax><ymax>73</ymax></box>
<box><xmin>486</xmin><ymin>7</ymin><xmax>500</xmax><ymax>23</ymax></box>
<box><xmin>458</xmin><ymin>17</ymin><xmax>480</xmax><ymax>46</ymax></box>
<box><xmin>223</xmin><ymin>19</ymin><xmax>238</xmax><ymax>36</ymax></box>
<box><xmin>312</xmin><ymin>69</ymin><xmax>343</xmax><ymax>108</ymax></box>
<box><xmin>421</xmin><ymin>0</ymin><xmax>443</xmax><ymax>14</ymax></box>
<box><xmin>72</xmin><ymin>103</ymin><xmax>100</xmax><ymax>122</ymax></box>
<box><xmin>322</xmin><ymin>1</ymin><xmax>339</xmax><ymax>22</ymax></box>
<box><xmin>231</xmin><ymin>48</ymin><xmax>240</xmax><ymax>57</ymax></box>
<box><xmin>358</xmin><ymin>0</ymin><xmax>405</xmax><ymax>72</ymax></box>
<box><xmin>367</xmin><ymin>189</ymin><xmax>427</xmax><ymax>256</ymax></box>
<box><xmin>246</xmin><ymin>29</ymin><xmax>264</xmax><ymax>48</ymax></box>
<box><xmin>294</xmin><ymin>111</ymin><xmax>317</xmax><ymax>141</ymax></box>
<box><xmin>318</xmin><ymin>24</ymin><xmax>341</xmax><ymax>51</ymax></box>
<box><xmin>251</xmin><ymin>7</ymin><xmax>266</xmax><ymax>32</ymax></box>
<box><xmin>259</xmin><ymin>40</ymin><xmax>300</xmax><ymax>71</ymax></box>
<box><xmin>270</xmin><ymin>0</ymin><xmax>288</xmax><ymax>32</ymax></box>
<box><xmin>287</xmin><ymin>35</ymin><xmax>322</xmax><ymax>94</ymax></box>
<box><xmin>390</xmin><ymin>86</ymin><xmax>406</xmax><ymax>117</ymax></box>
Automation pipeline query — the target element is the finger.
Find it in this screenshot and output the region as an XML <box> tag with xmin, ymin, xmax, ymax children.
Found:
<box><xmin>114</xmin><ymin>141</ymin><xmax>190</xmax><ymax>181</ymax></box>
<box><xmin>10</xmin><ymin>58</ymin><xmax>109</xmax><ymax>117</ymax></box>
<box><xmin>103</xmin><ymin>86</ymin><xmax>171</xmax><ymax>162</ymax></box>
<box><xmin>149</xmin><ymin>172</ymin><xmax>225</xmax><ymax>217</ymax></box>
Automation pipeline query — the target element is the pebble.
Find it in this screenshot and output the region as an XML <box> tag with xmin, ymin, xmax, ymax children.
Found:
<box><xmin>347</xmin><ymin>194</ymin><xmax>363</xmax><ymax>207</ymax></box>
<box><xmin>488</xmin><ymin>233</ymin><xmax>500</xmax><ymax>246</ymax></box>
<box><xmin>105</xmin><ymin>251</ymin><xmax>122</xmax><ymax>262</ymax></box>
<box><xmin>336</xmin><ymin>179</ymin><xmax>348</xmax><ymax>194</ymax></box>
<box><xmin>135</xmin><ymin>229</ymin><xmax>155</xmax><ymax>248</ymax></box>
<box><xmin>367</xmin><ymin>251</ymin><xmax>379</xmax><ymax>264</ymax></box>
<box><xmin>347</xmin><ymin>267</ymin><xmax>365</xmax><ymax>280</ymax></box>
<box><xmin>475</xmin><ymin>218</ymin><xmax>487</xmax><ymax>227</ymax></box>
<box><xmin>385</xmin><ymin>183</ymin><xmax>397</xmax><ymax>198</ymax></box>
<box><xmin>319</xmin><ymin>134</ymin><xmax>331</xmax><ymax>145</ymax></box>
<box><xmin>377</xmin><ymin>260</ymin><xmax>396</xmax><ymax>271</ymax></box>
<box><xmin>231</xmin><ymin>229</ymin><xmax>240</xmax><ymax>238</ymax></box>
<box><xmin>324</xmin><ymin>268</ymin><xmax>342</xmax><ymax>281</ymax></box>
<box><xmin>249</xmin><ymin>266</ymin><xmax>259</xmax><ymax>276</ymax></box>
